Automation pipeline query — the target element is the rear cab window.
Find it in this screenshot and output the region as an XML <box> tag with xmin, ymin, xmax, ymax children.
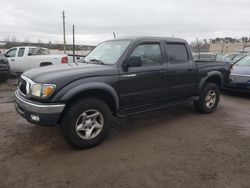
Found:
<box><xmin>166</xmin><ymin>43</ymin><xmax>189</xmax><ymax>63</ymax></box>
<box><xmin>28</xmin><ymin>48</ymin><xmax>38</xmax><ymax>56</ymax></box>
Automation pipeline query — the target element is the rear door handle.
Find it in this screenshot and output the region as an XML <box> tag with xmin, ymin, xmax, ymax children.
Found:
<box><xmin>187</xmin><ymin>69</ymin><xmax>193</xmax><ymax>72</ymax></box>
<box><xmin>11</xmin><ymin>59</ymin><xmax>15</xmax><ymax>61</ymax></box>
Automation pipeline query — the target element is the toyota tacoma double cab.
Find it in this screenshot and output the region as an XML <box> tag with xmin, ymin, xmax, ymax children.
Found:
<box><xmin>15</xmin><ymin>37</ymin><xmax>229</xmax><ymax>149</ymax></box>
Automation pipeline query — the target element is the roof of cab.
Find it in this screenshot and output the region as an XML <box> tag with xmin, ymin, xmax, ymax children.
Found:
<box><xmin>108</xmin><ymin>36</ymin><xmax>187</xmax><ymax>43</ymax></box>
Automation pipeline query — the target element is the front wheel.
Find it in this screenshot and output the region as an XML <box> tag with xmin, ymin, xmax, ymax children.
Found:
<box><xmin>194</xmin><ymin>83</ymin><xmax>220</xmax><ymax>114</ymax></box>
<box><xmin>61</xmin><ymin>98</ymin><xmax>112</xmax><ymax>149</ymax></box>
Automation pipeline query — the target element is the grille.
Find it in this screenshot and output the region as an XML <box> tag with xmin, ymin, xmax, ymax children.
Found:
<box><xmin>19</xmin><ymin>78</ymin><xmax>27</xmax><ymax>95</ymax></box>
<box><xmin>0</xmin><ymin>64</ymin><xmax>9</xmax><ymax>71</ymax></box>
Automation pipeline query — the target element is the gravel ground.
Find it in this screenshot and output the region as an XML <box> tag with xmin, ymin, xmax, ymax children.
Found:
<box><xmin>0</xmin><ymin>79</ymin><xmax>250</xmax><ymax>188</ymax></box>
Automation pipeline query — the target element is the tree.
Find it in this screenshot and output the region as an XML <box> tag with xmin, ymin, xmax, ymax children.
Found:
<box><xmin>4</xmin><ymin>36</ymin><xmax>10</xmax><ymax>42</ymax></box>
<box><xmin>11</xmin><ymin>36</ymin><xmax>17</xmax><ymax>42</ymax></box>
<box><xmin>24</xmin><ymin>37</ymin><xmax>30</xmax><ymax>43</ymax></box>
<box><xmin>37</xmin><ymin>38</ymin><xmax>43</xmax><ymax>44</ymax></box>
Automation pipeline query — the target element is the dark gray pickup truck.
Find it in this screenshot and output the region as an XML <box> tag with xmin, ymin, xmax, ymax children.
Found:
<box><xmin>15</xmin><ymin>37</ymin><xmax>230</xmax><ymax>149</ymax></box>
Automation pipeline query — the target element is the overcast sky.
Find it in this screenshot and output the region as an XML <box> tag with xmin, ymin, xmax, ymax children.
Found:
<box><xmin>0</xmin><ymin>0</ymin><xmax>249</xmax><ymax>45</ymax></box>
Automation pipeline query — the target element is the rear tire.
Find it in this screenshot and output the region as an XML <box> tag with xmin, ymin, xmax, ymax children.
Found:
<box><xmin>194</xmin><ymin>83</ymin><xmax>220</xmax><ymax>114</ymax></box>
<box><xmin>61</xmin><ymin>98</ymin><xmax>112</xmax><ymax>149</ymax></box>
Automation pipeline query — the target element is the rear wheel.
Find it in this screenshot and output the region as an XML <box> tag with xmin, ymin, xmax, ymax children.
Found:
<box><xmin>61</xmin><ymin>98</ymin><xmax>112</xmax><ymax>149</ymax></box>
<box><xmin>194</xmin><ymin>83</ymin><xmax>220</xmax><ymax>114</ymax></box>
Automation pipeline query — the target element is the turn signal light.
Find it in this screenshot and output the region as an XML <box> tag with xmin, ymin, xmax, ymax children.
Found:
<box><xmin>42</xmin><ymin>85</ymin><xmax>55</xmax><ymax>97</ymax></box>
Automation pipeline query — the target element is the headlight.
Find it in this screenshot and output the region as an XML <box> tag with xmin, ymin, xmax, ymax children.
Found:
<box><xmin>30</xmin><ymin>84</ymin><xmax>56</xmax><ymax>98</ymax></box>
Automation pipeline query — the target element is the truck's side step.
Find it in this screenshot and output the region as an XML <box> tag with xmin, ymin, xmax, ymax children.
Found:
<box><xmin>116</xmin><ymin>97</ymin><xmax>195</xmax><ymax>118</ymax></box>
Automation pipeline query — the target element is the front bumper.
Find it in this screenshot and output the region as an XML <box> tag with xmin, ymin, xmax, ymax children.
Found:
<box><xmin>0</xmin><ymin>64</ymin><xmax>10</xmax><ymax>78</ymax></box>
<box><xmin>223</xmin><ymin>82</ymin><xmax>250</xmax><ymax>93</ymax></box>
<box><xmin>15</xmin><ymin>90</ymin><xmax>65</xmax><ymax>126</ymax></box>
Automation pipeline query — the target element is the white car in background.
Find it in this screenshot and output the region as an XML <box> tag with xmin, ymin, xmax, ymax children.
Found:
<box><xmin>5</xmin><ymin>46</ymin><xmax>68</xmax><ymax>73</ymax></box>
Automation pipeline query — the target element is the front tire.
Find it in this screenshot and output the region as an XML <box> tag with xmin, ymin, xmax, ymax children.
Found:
<box><xmin>61</xmin><ymin>98</ymin><xmax>112</xmax><ymax>149</ymax></box>
<box><xmin>194</xmin><ymin>83</ymin><xmax>220</xmax><ymax>114</ymax></box>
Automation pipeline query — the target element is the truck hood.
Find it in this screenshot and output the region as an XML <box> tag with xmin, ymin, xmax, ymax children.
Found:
<box><xmin>23</xmin><ymin>63</ymin><xmax>118</xmax><ymax>84</ymax></box>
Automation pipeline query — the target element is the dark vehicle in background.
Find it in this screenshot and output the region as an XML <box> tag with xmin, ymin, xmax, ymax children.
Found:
<box><xmin>229</xmin><ymin>54</ymin><xmax>246</xmax><ymax>63</ymax></box>
<box><xmin>15</xmin><ymin>37</ymin><xmax>229</xmax><ymax>149</ymax></box>
<box><xmin>193</xmin><ymin>52</ymin><xmax>216</xmax><ymax>61</ymax></box>
<box><xmin>224</xmin><ymin>56</ymin><xmax>250</xmax><ymax>93</ymax></box>
<box><xmin>193</xmin><ymin>52</ymin><xmax>232</xmax><ymax>64</ymax></box>
<box><xmin>226</xmin><ymin>53</ymin><xmax>241</xmax><ymax>60</ymax></box>
<box><xmin>0</xmin><ymin>55</ymin><xmax>10</xmax><ymax>83</ymax></box>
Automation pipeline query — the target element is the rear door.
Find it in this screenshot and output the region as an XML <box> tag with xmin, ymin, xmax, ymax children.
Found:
<box><xmin>118</xmin><ymin>41</ymin><xmax>166</xmax><ymax>108</ymax></box>
<box><xmin>165</xmin><ymin>42</ymin><xmax>198</xmax><ymax>99</ymax></box>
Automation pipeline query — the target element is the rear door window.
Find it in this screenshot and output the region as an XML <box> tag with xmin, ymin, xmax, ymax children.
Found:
<box><xmin>166</xmin><ymin>43</ymin><xmax>189</xmax><ymax>63</ymax></box>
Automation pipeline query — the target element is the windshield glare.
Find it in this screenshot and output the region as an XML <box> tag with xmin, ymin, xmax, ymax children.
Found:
<box><xmin>235</xmin><ymin>56</ymin><xmax>250</xmax><ymax>66</ymax></box>
<box><xmin>84</xmin><ymin>40</ymin><xmax>131</xmax><ymax>65</ymax></box>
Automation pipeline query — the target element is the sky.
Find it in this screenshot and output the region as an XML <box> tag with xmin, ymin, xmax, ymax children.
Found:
<box><xmin>0</xmin><ymin>0</ymin><xmax>250</xmax><ymax>45</ymax></box>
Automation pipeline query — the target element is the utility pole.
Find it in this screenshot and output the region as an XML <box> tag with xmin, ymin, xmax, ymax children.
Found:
<box><xmin>221</xmin><ymin>40</ymin><xmax>225</xmax><ymax>54</ymax></box>
<box><xmin>113</xmin><ymin>32</ymin><xmax>116</xmax><ymax>39</ymax></box>
<box><xmin>73</xmin><ymin>24</ymin><xmax>75</xmax><ymax>63</ymax></box>
<box><xmin>242</xmin><ymin>38</ymin><xmax>247</xmax><ymax>54</ymax></box>
<box><xmin>196</xmin><ymin>38</ymin><xmax>201</xmax><ymax>60</ymax></box>
<box><xmin>62</xmin><ymin>11</ymin><xmax>66</xmax><ymax>54</ymax></box>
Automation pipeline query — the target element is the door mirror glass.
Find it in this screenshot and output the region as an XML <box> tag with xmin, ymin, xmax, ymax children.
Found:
<box><xmin>123</xmin><ymin>56</ymin><xmax>142</xmax><ymax>68</ymax></box>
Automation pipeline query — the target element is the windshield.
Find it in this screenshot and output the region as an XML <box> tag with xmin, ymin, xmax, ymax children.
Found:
<box><xmin>235</xmin><ymin>56</ymin><xmax>250</xmax><ymax>66</ymax></box>
<box><xmin>84</xmin><ymin>40</ymin><xmax>131</xmax><ymax>65</ymax></box>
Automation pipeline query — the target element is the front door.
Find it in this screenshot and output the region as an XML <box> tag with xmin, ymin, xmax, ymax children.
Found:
<box><xmin>118</xmin><ymin>41</ymin><xmax>165</xmax><ymax>109</ymax></box>
<box><xmin>6</xmin><ymin>48</ymin><xmax>17</xmax><ymax>72</ymax></box>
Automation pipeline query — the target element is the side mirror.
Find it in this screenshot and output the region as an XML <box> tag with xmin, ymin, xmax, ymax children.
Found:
<box><xmin>4</xmin><ymin>53</ymin><xmax>9</xmax><ymax>58</ymax></box>
<box><xmin>123</xmin><ymin>56</ymin><xmax>142</xmax><ymax>71</ymax></box>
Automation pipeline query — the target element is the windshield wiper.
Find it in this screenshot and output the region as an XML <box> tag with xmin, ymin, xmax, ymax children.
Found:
<box><xmin>89</xmin><ymin>59</ymin><xmax>106</xmax><ymax>65</ymax></box>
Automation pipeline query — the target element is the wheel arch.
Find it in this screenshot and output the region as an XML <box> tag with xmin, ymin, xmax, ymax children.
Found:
<box><xmin>57</xmin><ymin>82</ymin><xmax>119</xmax><ymax>112</ymax></box>
<box><xmin>199</xmin><ymin>71</ymin><xmax>223</xmax><ymax>92</ymax></box>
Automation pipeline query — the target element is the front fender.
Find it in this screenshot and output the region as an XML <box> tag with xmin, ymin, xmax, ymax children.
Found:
<box><xmin>52</xmin><ymin>82</ymin><xmax>119</xmax><ymax>110</ymax></box>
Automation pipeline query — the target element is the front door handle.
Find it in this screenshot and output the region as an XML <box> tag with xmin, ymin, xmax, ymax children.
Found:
<box><xmin>160</xmin><ymin>70</ymin><xmax>168</xmax><ymax>75</ymax></box>
<box><xmin>11</xmin><ymin>59</ymin><xmax>15</xmax><ymax>61</ymax></box>
<box><xmin>187</xmin><ymin>69</ymin><xmax>193</xmax><ymax>72</ymax></box>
